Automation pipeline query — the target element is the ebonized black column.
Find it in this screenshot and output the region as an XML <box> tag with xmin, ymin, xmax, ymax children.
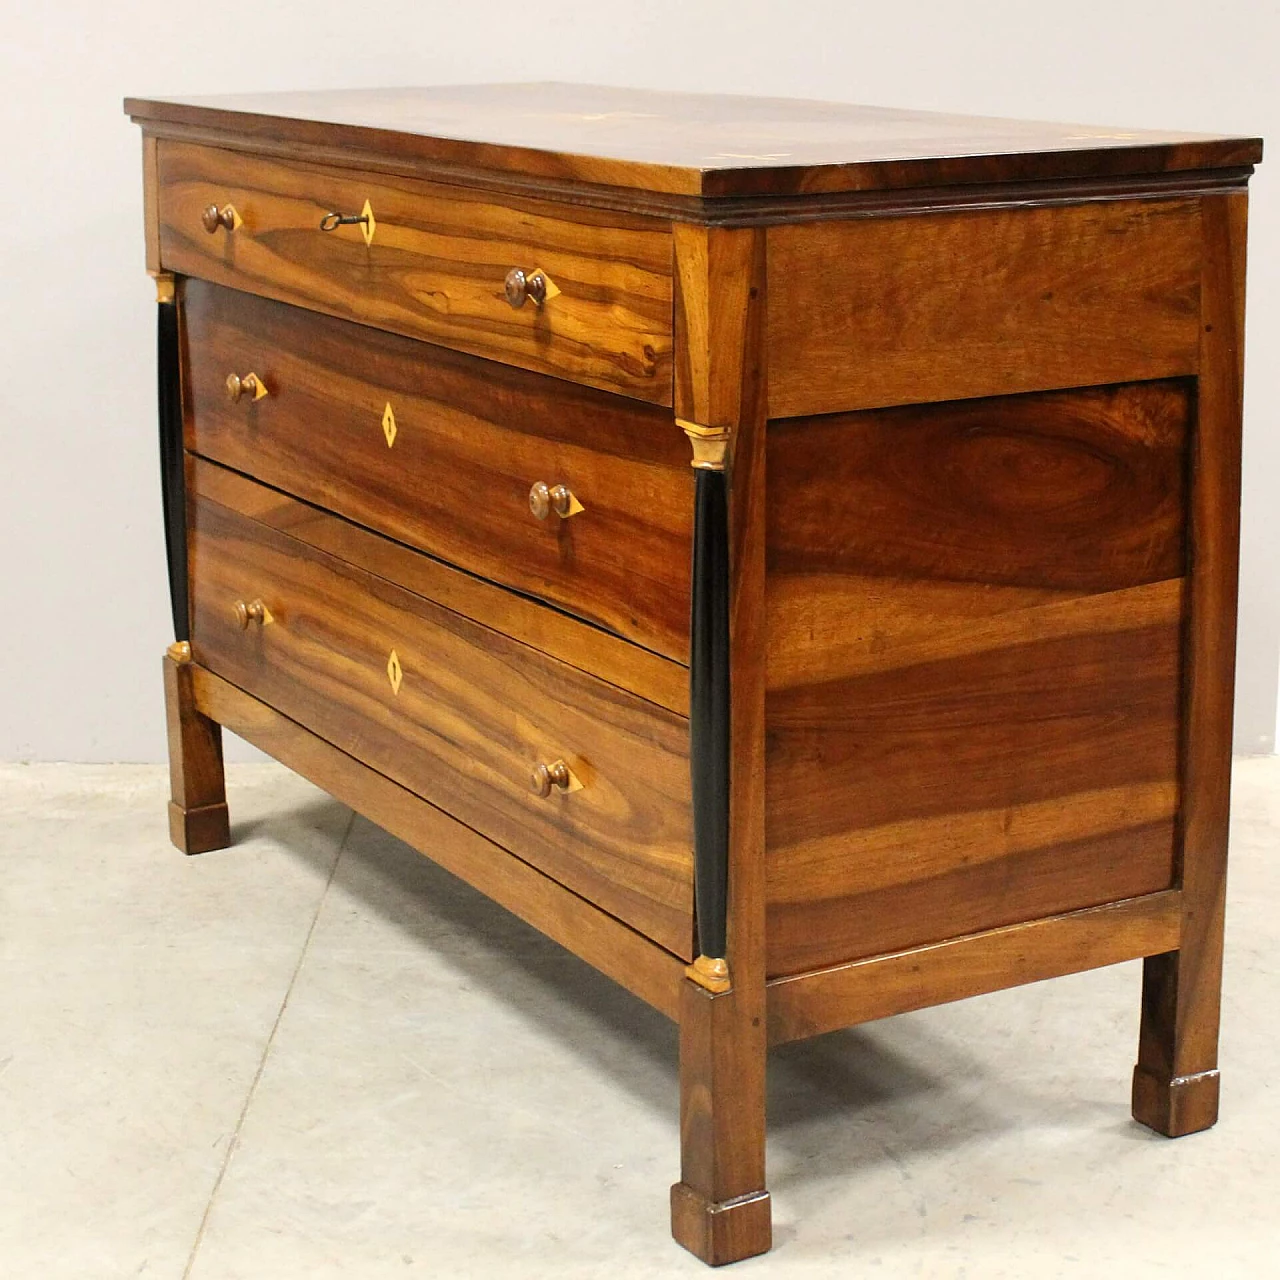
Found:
<box><xmin>157</xmin><ymin>290</ymin><xmax>188</xmax><ymax>641</ymax></box>
<box><xmin>690</xmin><ymin>467</ymin><xmax>730</xmax><ymax>961</ymax></box>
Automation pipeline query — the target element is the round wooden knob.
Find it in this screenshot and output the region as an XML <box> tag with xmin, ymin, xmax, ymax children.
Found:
<box><xmin>528</xmin><ymin>482</ymin><xmax>577</xmax><ymax>520</ymax></box>
<box><xmin>225</xmin><ymin>373</ymin><xmax>260</xmax><ymax>403</ymax></box>
<box><xmin>530</xmin><ymin>759</ymin><xmax>571</xmax><ymax>798</ymax></box>
<box><xmin>202</xmin><ymin>204</ymin><xmax>237</xmax><ymax>234</ymax></box>
<box><xmin>233</xmin><ymin>598</ymin><xmax>266</xmax><ymax>629</ymax></box>
<box><xmin>504</xmin><ymin>267</ymin><xmax>547</xmax><ymax>309</ymax></box>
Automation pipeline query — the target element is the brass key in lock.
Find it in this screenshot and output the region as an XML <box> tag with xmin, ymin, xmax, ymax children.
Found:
<box><xmin>318</xmin><ymin>199</ymin><xmax>376</xmax><ymax>245</ymax></box>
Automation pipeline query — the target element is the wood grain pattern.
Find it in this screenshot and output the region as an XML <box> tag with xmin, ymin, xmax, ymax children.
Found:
<box><xmin>768</xmin><ymin>201</ymin><xmax>1202</xmax><ymax>416</ymax></box>
<box><xmin>765</xmin><ymin>380</ymin><xmax>1190</xmax><ymax>977</ymax></box>
<box><xmin>723</xmin><ymin>228</ymin><xmax>770</xmax><ymax>1027</ymax></box>
<box><xmin>163</xmin><ymin>644</ymin><xmax>230</xmax><ymax>854</ymax></box>
<box><xmin>1134</xmin><ymin>192</ymin><xmax>1249</xmax><ymax>1138</ymax></box>
<box><xmin>182</xmin><ymin>281</ymin><xmax>692</xmax><ymax>661</ymax></box>
<box><xmin>773</xmin><ymin>772</ymin><xmax>1179</xmax><ymax>914</ymax></box>
<box><xmin>768</xmin><ymin>574</ymin><xmax>1178</xmax><ymax>694</ymax></box>
<box><xmin>191</xmin><ymin>665</ymin><xmax>686</xmax><ymax>1018</ymax></box>
<box><xmin>769</xmin><ymin>816</ymin><xmax>1176</xmax><ymax>977</ymax></box>
<box><xmin>125</xmin><ymin>84</ymin><xmax>1263</xmax><ymax>200</ymax></box>
<box><xmin>766</xmin><ymin>600</ymin><xmax>1183</xmax><ymax>973</ymax></box>
<box><xmin>189</xmin><ymin>458</ymin><xmax>689</xmax><ymax>717</ymax></box>
<box><xmin>768</xmin><ymin>382</ymin><xmax>1190</xmax><ymax>594</ymax></box>
<box><xmin>672</xmin><ymin>228</ymin><xmax>771</xmax><ymax>1266</ymax></box>
<box><xmin>133</xmin><ymin>124</ymin><xmax>1257</xmax><ymax>230</ymax></box>
<box><xmin>767</xmin><ymin>891</ymin><xmax>1184</xmax><ymax>1045</ymax></box>
<box><xmin>141</xmin><ymin>134</ymin><xmax>161</xmax><ymax>272</ymax></box>
<box><xmin>188</xmin><ymin>490</ymin><xmax>694</xmax><ymax>958</ymax></box>
<box><xmin>157</xmin><ymin>140</ymin><xmax>674</xmax><ymax>403</ymax></box>
<box><xmin>673</xmin><ymin>223</ymin><xmax>758</xmax><ymax>429</ymax></box>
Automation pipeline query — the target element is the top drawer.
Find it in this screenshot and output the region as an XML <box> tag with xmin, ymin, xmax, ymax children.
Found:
<box><xmin>154</xmin><ymin>141</ymin><xmax>675</xmax><ymax>404</ymax></box>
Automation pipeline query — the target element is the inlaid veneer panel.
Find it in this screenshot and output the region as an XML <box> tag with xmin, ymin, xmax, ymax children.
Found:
<box><xmin>769</xmin><ymin>380</ymin><xmax>1190</xmax><ymax>594</ymax></box>
<box><xmin>764</xmin><ymin>380</ymin><xmax>1190</xmax><ymax>977</ymax></box>
<box><xmin>767</xmin><ymin>200</ymin><xmax>1202</xmax><ymax>417</ymax></box>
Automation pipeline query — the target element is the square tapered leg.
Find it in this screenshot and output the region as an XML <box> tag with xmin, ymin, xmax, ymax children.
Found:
<box><xmin>163</xmin><ymin>642</ymin><xmax>230</xmax><ymax>855</ymax></box>
<box><xmin>670</xmin><ymin>980</ymin><xmax>771</xmax><ymax>1266</ymax></box>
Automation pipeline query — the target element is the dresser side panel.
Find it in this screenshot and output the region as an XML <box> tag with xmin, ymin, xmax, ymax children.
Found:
<box><xmin>764</xmin><ymin>380</ymin><xmax>1191</xmax><ymax>977</ymax></box>
<box><xmin>767</xmin><ymin>198</ymin><xmax>1202</xmax><ymax>418</ymax></box>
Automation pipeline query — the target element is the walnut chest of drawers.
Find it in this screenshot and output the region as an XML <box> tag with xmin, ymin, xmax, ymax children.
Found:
<box><xmin>125</xmin><ymin>84</ymin><xmax>1261</xmax><ymax>1265</ymax></box>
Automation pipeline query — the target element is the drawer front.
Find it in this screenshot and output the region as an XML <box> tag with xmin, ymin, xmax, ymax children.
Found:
<box><xmin>189</xmin><ymin>489</ymin><xmax>694</xmax><ymax>958</ymax></box>
<box><xmin>183</xmin><ymin>281</ymin><xmax>693</xmax><ymax>662</ymax></box>
<box><xmin>157</xmin><ymin>140</ymin><xmax>675</xmax><ymax>404</ymax></box>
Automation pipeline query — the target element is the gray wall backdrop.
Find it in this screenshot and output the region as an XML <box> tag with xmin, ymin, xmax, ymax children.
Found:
<box><xmin>1</xmin><ymin>0</ymin><xmax>1276</xmax><ymax>761</ymax></box>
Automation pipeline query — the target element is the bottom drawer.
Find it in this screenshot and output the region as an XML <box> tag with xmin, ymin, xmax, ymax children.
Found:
<box><xmin>188</xmin><ymin>484</ymin><xmax>694</xmax><ymax>958</ymax></box>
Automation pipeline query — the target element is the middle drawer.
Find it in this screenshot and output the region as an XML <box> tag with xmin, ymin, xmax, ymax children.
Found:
<box><xmin>184</xmin><ymin>280</ymin><xmax>693</xmax><ymax>662</ymax></box>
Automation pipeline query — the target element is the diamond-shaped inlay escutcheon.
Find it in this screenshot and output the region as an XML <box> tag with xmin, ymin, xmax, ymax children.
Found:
<box><xmin>386</xmin><ymin>649</ymin><xmax>403</xmax><ymax>696</ymax></box>
<box><xmin>361</xmin><ymin>198</ymin><xmax>376</xmax><ymax>246</ymax></box>
<box><xmin>382</xmin><ymin>402</ymin><xmax>397</xmax><ymax>448</ymax></box>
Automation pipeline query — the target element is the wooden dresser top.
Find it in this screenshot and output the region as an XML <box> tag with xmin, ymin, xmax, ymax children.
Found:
<box><xmin>124</xmin><ymin>82</ymin><xmax>1262</xmax><ymax>200</ymax></box>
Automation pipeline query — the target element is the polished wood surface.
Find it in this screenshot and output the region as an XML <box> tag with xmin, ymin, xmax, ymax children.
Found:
<box><xmin>130</xmin><ymin>83</ymin><xmax>1259</xmax><ymax>1266</ymax></box>
<box><xmin>671</xmin><ymin>227</ymin><xmax>771</xmax><ymax>1266</ymax></box>
<box><xmin>163</xmin><ymin>642</ymin><xmax>230</xmax><ymax>854</ymax></box>
<box><xmin>765</xmin><ymin>381</ymin><xmax>1190</xmax><ymax>976</ymax></box>
<box><xmin>1133</xmin><ymin>193</ymin><xmax>1249</xmax><ymax>1138</ymax></box>
<box><xmin>192</xmin><ymin>665</ymin><xmax>686</xmax><ymax>1019</ymax></box>
<box><xmin>156</xmin><ymin>140</ymin><xmax>674</xmax><ymax>402</ymax></box>
<box><xmin>767</xmin><ymin>892</ymin><xmax>1184</xmax><ymax>1045</ymax></box>
<box><xmin>673</xmin><ymin>223</ymin><xmax>760</xmax><ymax>430</ymax></box>
<box><xmin>141</xmin><ymin>135</ymin><xmax>161</xmax><ymax>272</ymax></box>
<box><xmin>182</xmin><ymin>280</ymin><xmax>692</xmax><ymax>660</ymax></box>
<box><xmin>768</xmin><ymin>381</ymin><xmax>1189</xmax><ymax>600</ymax></box>
<box><xmin>189</xmin><ymin>488</ymin><xmax>694</xmax><ymax>958</ymax></box>
<box><xmin>768</xmin><ymin>200</ymin><xmax>1202</xmax><ymax>417</ymax></box>
<box><xmin>188</xmin><ymin>458</ymin><xmax>689</xmax><ymax>716</ymax></box>
<box><xmin>125</xmin><ymin>83</ymin><xmax>1262</xmax><ymax>199</ymax></box>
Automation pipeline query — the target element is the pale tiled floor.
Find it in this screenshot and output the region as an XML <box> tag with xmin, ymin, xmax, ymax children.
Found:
<box><xmin>1</xmin><ymin>759</ymin><xmax>1277</xmax><ymax>1279</ymax></box>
